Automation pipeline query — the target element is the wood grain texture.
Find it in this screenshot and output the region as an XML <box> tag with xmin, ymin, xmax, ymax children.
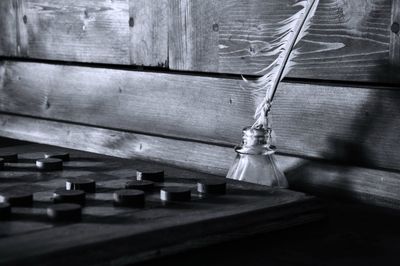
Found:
<box><xmin>0</xmin><ymin>61</ymin><xmax>253</xmax><ymax>146</ymax></box>
<box><xmin>168</xmin><ymin>0</ymin><xmax>219</xmax><ymax>72</ymax></box>
<box><xmin>0</xmin><ymin>0</ymin><xmax>18</xmax><ymax>56</ymax></box>
<box><xmin>0</xmin><ymin>0</ymin><xmax>169</xmax><ymax>66</ymax></box>
<box><xmin>390</xmin><ymin>0</ymin><xmax>400</xmax><ymax>64</ymax></box>
<box><xmin>0</xmin><ymin>113</ymin><xmax>236</xmax><ymax>175</ymax></box>
<box><xmin>0</xmin><ymin>143</ymin><xmax>321</xmax><ymax>266</ymax></box>
<box><xmin>0</xmin><ymin>114</ymin><xmax>400</xmax><ymax>210</ymax></box>
<box><xmin>289</xmin><ymin>0</ymin><xmax>393</xmax><ymax>81</ymax></box>
<box><xmin>129</xmin><ymin>0</ymin><xmax>168</xmax><ymax>67</ymax></box>
<box><xmin>2</xmin><ymin>61</ymin><xmax>400</xmax><ymax>172</ymax></box>
<box><xmin>169</xmin><ymin>0</ymin><xmax>395</xmax><ymax>82</ymax></box>
<box><xmin>18</xmin><ymin>0</ymin><xmax>131</xmax><ymax>64</ymax></box>
<box><xmin>287</xmin><ymin>161</ymin><xmax>400</xmax><ymax>208</ymax></box>
<box><xmin>1</xmin><ymin>0</ymin><xmax>395</xmax><ymax>82</ymax></box>
<box><xmin>272</xmin><ymin>82</ymin><xmax>400</xmax><ymax>171</ymax></box>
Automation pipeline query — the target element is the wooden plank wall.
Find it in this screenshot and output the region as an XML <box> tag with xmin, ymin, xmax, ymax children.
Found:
<box><xmin>169</xmin><ymin>0</ymin><xmax>395</xmax><ymax>81</ymax></box>
<box><xmin>2</xmin><ymin>61</ymin><xmax>400</xmax><ymax>172</ymax></box>
<box><xmin>1</xmin><ymin>0</ymin><xmax>400</xmax><ymax>209</ymax></box>
<box><xmin>1</xmin><ymin>113</ymin><xmax>400</xmax><ymax>209</ymax></box>
<box><xmin>1</xmin><ymin>0</ymin><xmax>397</xmax><ymax>81</ymax></box>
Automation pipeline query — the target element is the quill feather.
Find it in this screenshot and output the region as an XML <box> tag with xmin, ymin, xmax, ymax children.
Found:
<box><xmin>247</xmin><ymin>0</ymin><xmax>319</xmax><ymax>129</ymax></box>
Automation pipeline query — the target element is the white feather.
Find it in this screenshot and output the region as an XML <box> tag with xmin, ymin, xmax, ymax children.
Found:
<box><xmin>243</xmin><ymin>0</ymin><xmax>320</xmax><ymax>130</ymax></box>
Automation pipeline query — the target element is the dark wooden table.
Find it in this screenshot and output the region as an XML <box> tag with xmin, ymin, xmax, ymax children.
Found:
<box><xmin>1</xmin><ymin>139</ymin><xmax>398</xmax><ymax>265</ymax></box>
<box><xmin>0</xmin><ymin>142</ymin><xmax>323</xmax><ymax>266</ymax></box>
<box><xmin>137</xmin><ymin>201</ymin><xmax>400</xmax><ymax>266</ymax></box>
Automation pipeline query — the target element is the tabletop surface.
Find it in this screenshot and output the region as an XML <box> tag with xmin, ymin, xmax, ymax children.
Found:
<box><xmin>0</xmin><ymin>143</ymin><xmax>322</xmax><ymax>266</ymax></box>
<box><xmin>136</xmin><ymin>201</ymin><xmax>400</xmax><ymax>266</ymax></box>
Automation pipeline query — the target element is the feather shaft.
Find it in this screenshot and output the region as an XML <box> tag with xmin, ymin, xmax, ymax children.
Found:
<box><xmin>266</xmin><ymin>0</ymin><xmax>318</xmax><ymax>102</ymax></box>
<box><xmin>249</xmin><ymin>0</ymin><xmax>319</xmax><ymax>129</ymax></box>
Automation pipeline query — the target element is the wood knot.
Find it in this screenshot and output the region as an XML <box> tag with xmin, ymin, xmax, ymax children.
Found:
<box><xmin>212</xmin><ymin>23</ymin><xmax>219</xmax><ymax>32</ymax></box>
<box><xmin>23</xmin><ymin>15</ymin><xmax>27</xmax><ymax>24</ymax></box>
<box><xmin>45</xmin><ymin>99</ymin><xmax>51</xmax><ymax>110</ymax></box>
<box><xmin>391</xmin><ymin>22</ymin><xmax>399</xmax><ymax>34</ymax></box>
<box><xmin>249</xmin><ymin>45</ymin><xmax>256</xmax><ymax>55</ymax></box>
<box><xmin>129</xmin><ymin>17</ymin><xmax>134</xmax><ymax>27</ymax></box>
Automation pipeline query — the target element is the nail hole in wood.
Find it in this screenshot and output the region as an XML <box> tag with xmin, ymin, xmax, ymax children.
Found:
<box><xmin>212</xmin><ymin>23</ymin><xmax>219</xmax><ymax>32</ymax></box>
<box><xmin>391</xmin><ymin>22</ymin><xmax>400</xmax><ymax>34</ymax></box>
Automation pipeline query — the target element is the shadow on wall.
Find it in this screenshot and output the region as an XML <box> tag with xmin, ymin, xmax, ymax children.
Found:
<box><xmin>323</xmin><ymin>62</ymin><xmax>400</xmax><ymax>169</ymax></box>
<box><xmin>283</xmin><ymin>62</ymin><xmax>400</xmax><ymax>203</ymax></box>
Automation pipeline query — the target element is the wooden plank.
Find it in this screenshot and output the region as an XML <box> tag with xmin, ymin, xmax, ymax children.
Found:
<box><xmin>0</xmin><ymin>114</ymin><xmax>399</xmax><ymax>210</ymax></box>
<box><xmin>0</xmin><ymin>0</ymin><xmax>168</xmax><ymax>66</ymax></box>
<box><xmin>0</xmin><ymin>0</ymin><xmax>395</xmax><ymax>82</ymax></box>
<box><xmin>0</xmin><ymin>61</ymin><xmax>253</xmax><ymax>146</ymax></box>
<box><xmin>390</xmin><ymin>0</ymin><xmax>400</xmax><ymax>64</ymax></box>
<box><xmin>15</xmin><ymin>0</ymin><xmax>29</xmax><ymax>57</ymax></box>
<box><xmin>129</xmin><ymin>0</ymin><xmax>168</xmax><ymax>67</ymax></box>
<box><xmin>169</xmin><ymin>0</ymin><xmax>394</xmax><ymax>83</ymax></box>
<box><xmin>168</xmin><ymin>0</ymin><xmax>220</xmax><ymax>72</ymax></box>
<box><xmin>18</xmin><ymin>0</ymin><xmax>131</xmax><ymax>64</ymax></box>
<box><xmin>287</xmin><ymin>161</ymin><xmax>400</xmax><ymax>207</ymax></box>
<box><xmin>272</xmin><ymin>82</ymin><xmax>400</xmax><ymax>172</ymax></box>
<box><xmin>0</xmin><ymin>113</ymin><xmax>236</xmax><ymax>175</ymax></box>
<box><xmin>138</xmin><ymin>202</ymin><xmax>400</xmax><ymax>266</ymax></box>
<box><xmin>289</xmin><ymin>0</ymin><xmax>393</xmax><ymax>82</ymax></box>
<box><xmin>2</xmin><ymin>61</ymin><xmax>400</xmax><ymax>172</ymax></box>
<box><xmin>0</xmin><ymin>0</ymin><xmax>394</xmax><ymax>83</ymax></box>
<box><xmin>0</xmin><ymin>0</ymin><xmax>18</xmax><ymax>56</ymax></box>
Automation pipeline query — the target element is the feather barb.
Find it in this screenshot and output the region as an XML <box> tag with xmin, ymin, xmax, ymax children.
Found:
<box><xmin>249</xmin><ymin>0</ymin><xmax>319</xmax><ymax>130</ymax></box>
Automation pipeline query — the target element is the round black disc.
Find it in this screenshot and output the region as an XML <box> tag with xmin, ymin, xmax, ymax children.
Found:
<box><xmin>197</xmin><ymin>179</ymin><xmax>227</xmax><ymax>195</ymax></box>
<box><xmin>0</xmin><ymin>202</ymin><xmax>11</xmax><ymax>219</ymax></box>
<box><xmin>0</xmin><ymin>191</ymin><xmax>33</xmax><ymax>206</ymax></box>
<box><xmin>47</xmin><ymin>203</ymin><xmax>82</xmax><ymax>222</ymax></box>
<box><xmin>125</xmin><ymin>180</ymin><xmax>155</xmax><ymax>191</ymax></box>
<box><xmin>36</xmin><ymin>158</ymin><xmax>63</xmax><ymax>171</ymax></box>
<box><xmin>53</xmin><ymin>189</ymin><xmax>86</xmax><ymax>205</ymax></box>
<box><xmin>44</xmin><ymin>152</ymin><xmax>70</xmax><ymax>161</ymax></box>
<box><xmin>66</xmin><ymin>178</ymin><xmax>96</xmax><ymax>193</ymax></box>
<box><xmin>160</xmin><ymin>187</ymin><xmax>191</xmax><ymax>202</ymax></box>
<box><xmin>136</xmin><ymin>167</ymin><xmax>164</xmax><ymax>182</ymax></box>
<box><xmin>0</xmin><ymin>153</ymin><xmax>18</xmax><ymax>163</ymax></box>
<box><xmin>113</xmin><ymin>189</ymin><xmax>145</xmax><ymax>207</ymax></box>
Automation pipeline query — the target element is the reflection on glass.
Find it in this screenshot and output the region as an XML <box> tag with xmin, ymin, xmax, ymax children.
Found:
<box><xmin>226</xmin><ymin>126</ymin><xmax>288</xmax><ymax>188</ymax></box>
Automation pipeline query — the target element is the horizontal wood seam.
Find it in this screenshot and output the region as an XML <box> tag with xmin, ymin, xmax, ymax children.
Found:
<box><xmin>1</xmin><ymin>113</ymin><xmax>400</xmax><ymax>210</ymax></box>
<box><xmin>2</xmin><ymin>111</ymin><xmax>400</xmax><ymax>176</ymax></box>
<box><xmin>0</xmin><ymin>110</ymin><xmax>235</xmax><ymax>149</ymax></box>
<box><xmin>1</xmin><ymin>57</ymin><xmax>400</xmax><ymax>90</ymax></box>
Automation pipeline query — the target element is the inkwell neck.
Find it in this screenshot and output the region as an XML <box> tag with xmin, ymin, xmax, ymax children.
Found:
<box><xmin>235</xmin><ymin>126</ymin><xmax>275</xmax><ymax>155</ymax></box>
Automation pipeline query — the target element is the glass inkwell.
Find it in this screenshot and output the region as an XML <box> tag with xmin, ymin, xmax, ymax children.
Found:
<box><xmin>226</xmin><ymin>126</ymin><xmax>288</xmax><ymax>188</ymax></box>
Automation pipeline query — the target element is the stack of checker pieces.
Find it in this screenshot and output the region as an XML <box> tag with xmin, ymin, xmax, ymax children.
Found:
<box><xmin>0</xmin><ymin>144</ymin><xmax>323</xmax><ymax>266</ymax></box>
